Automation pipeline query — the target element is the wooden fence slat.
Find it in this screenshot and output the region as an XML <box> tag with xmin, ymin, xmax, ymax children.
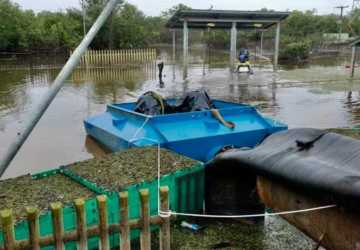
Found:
<box><xmin>74</xmin><ymin>198</ymin><xmax>87</xmax><ymax>250</ymax></box>
<box><xmin>89</xmin><ymin>50</ymin><xmax>93</xmax><ymax>65</ymax></box>
<box><xmin>105</xmin><ymin>50</ymin><xmax>107</xmax><ymax>65</ymax></box>
<box><xmin>140</xmin><ymin>189</ymin><xmax>151</xmax><ymax>250</ymax></box>
<box><xmin>50</xmin><ymin>202</ymin><xmax>64</xmax><ymax>250</ymax></box>
<box><xmin>26</xmin><ymin>207</ymin><xmax>40</xmax><ymax>250</ymax></box>
<box><xmin>0</xmin><ymin>209</ymin><xmax>15</xmax><ymax>250</ymax></box>
<box><xmin>119</xmin><ymin>192</ymin><xmax>130</xmax><ymax>250</ymax></box>
<box><xmin>97</xmin><ymin>195</ymin><xmax>109</xmax><ymax>250</ymax></box>
<box><xmin>160</xmin><ymin>187</ymin><xmax>170</xmax><ymax>250</ymax></box>
<box><xmin>0</xmin><ymin>188</ymin><xmax>171</xmax><ymax>250</ymax></box>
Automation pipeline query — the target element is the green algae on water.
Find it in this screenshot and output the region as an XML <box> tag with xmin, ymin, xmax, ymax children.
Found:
<box><xmin>67</xmin><ymin>147</ymin><xmax>198</xmax><ymax>191</ymax></box>
<box><xmin>0</xmin><ymin>174</ymin><xmax>94</xmax><ymax>221</ymax></box>
<box><xmin>0</xmin><ymin>147</ymin><xmax>198</xmax><ymax>221</ymax></box>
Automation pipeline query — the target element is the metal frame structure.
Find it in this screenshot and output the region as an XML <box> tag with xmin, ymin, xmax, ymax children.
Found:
<box><xmin>167</xmin><ymin>9</ymin><xmax>290</xmax><ymax>71</ymax></box>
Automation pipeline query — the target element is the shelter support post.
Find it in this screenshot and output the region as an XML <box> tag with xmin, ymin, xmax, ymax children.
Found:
<box><xmin>230</xmin><ymin>22</ymin><xmax>237</xmax><ymax>69</ymax></box>
<box><xmin>172</xmin><ymin>30</ymin><xmax>176</xmax><ymax>63</ymax></box>
<box><xmin>0</xmin><ymin>0</ymin><xmax>120</xmax><ymax>178</ymax></box>
<box><xmin>183</xmin><ymin>20</ymin><xmax>189</xmax><ymax>66</ymax></box>
<box><xmin>351</xmin><ymin>46</ymin><xmax>357</xmax><ymax>78</ymax></box>
<box><xmin>274</xmin><ymin>21</ymin><xmax>281</xmax><ymax>71</ymax></box>
<box><xmin>260</xmin><ymin>31</ymin><xmax>264</xmax><ymax>57</ymax></box>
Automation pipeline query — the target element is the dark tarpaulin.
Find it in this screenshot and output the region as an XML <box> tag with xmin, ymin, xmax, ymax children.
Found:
<box><xmin>134</xmin><ymin>90</ymin><xmax>215</xmax><ymax>115</ymax></box>
<box><xmin>206</xmin><ymin>128</ymin><xmax>360</xmax><ymax>209</ymax></box>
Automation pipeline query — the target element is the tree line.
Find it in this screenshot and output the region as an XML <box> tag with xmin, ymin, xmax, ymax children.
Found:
<box><xmin>0</xmin><ymin>0</ymin><xmax>172</xmax><ymax>52</ymax></box>
<box><xmin>1</xmin><ymin>0</ymin><xmax>360</xmax><ymax>58</ymax></box>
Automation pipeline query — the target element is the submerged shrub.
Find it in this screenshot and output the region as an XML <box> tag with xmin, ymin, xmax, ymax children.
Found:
<box><xmin>280</xmin><ymin>41</ymin><xmax>311</xmax><ymax>61</ymax></box>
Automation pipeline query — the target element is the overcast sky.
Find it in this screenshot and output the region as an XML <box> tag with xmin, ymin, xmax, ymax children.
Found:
<box><xmin>12</xmin><ymin>0</ymin><xmax>355</xmax><ymax>16</ymax></box>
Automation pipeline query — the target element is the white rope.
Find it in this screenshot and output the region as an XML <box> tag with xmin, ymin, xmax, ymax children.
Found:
<box><xmin>158</xmin><ymin>204</ymin><xmax>336</xmax><ymax>219</ymax></box>
<box><xmin>129</xmin><ymin>109</ymin><xmax>337</xmax><ymax>220</ymax></box>
<box><xmin>129</xmin><ymin>115</ymin><xmax>151</xmax><ymax>145</ymax></box>
<box><xmin>128</xmin><ymin>115</ymin><xmax>163</xmax><ymax>216</ymax></box>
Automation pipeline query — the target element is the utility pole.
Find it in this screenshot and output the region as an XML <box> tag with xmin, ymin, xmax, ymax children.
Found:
<box><xmin>335</xmin><ymin>5</ymin><xmax>349</xmax><ymax>40</ymax></box>
<box><xmin>352</xmin><ymin>0</ymin><xmax>360</xmax><ymax>11</ymax></box>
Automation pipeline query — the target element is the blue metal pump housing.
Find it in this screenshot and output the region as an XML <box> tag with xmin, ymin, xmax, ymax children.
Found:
<box><xmin>84</xmin><ymin>100</ymin><xmax>287</xmax><ymax>162</ymax></box>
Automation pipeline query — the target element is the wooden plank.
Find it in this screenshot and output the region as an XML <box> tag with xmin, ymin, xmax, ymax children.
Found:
<box><xmin>97</xmin><ymin>195</ymin><xmax>109</xmax><ymax>250</ymax></box>
<box><xmin>119</xmin><ymin>192</ymin><xmax>131</xmax><ymax>250</ymax></box>
<box><xmin>26</xmin><ymin>207</ymin><xmax>40</xmax><ymax>250</ymax></box>
<box><xmin>50</xmin><ymin>202</ymin><xmax>64</xmax><ymax>250</ymax></box>
<box><xmin>160</xmin><ymin>187</ymin><xmax>171</xmax><ymax>250</ymax></box>
<box><xmin>0</xmin><ymin>209</ymin><xmax>15</xmax><ymax>250</ymax></box>
<box><xmin>74</xmin><ymin>198</ymin><xmax>87</xmax><ymax>250</ymax></box>
<box><xmin>140</xmin><ymin>189</ymin><xmax>151</xmax><ymax>250</ymax></box>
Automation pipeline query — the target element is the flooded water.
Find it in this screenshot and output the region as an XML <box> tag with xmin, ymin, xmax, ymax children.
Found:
<box><xmin>1</xmin><ymin>48</ymin><xmax>357</xmax><ymax>249</ymax></box>
<box><xmin>0</xmin><ymin>49</ymin><xmax>359</xmax><ymax>179</ymax></box>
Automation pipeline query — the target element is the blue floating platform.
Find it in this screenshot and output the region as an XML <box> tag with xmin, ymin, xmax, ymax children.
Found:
<box><xmin>84</xmin><ymin>100</ymin><xmax>287</xmax><ymax>162</ymax></box>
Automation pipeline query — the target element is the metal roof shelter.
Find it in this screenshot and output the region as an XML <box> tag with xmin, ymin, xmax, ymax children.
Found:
<box><xmin>350</xmin><ymin>37</ymin><xmax>360</xmax><ymax>77</ymax></box>
<box><xmin>167</xmin><ymin>9</ymin><xmax>290</xmax><ymax>72</ymax></box>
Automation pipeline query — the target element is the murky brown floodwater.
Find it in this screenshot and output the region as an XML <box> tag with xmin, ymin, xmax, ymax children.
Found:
<box><xmin>0</xmin><ymin>49</ymin><xmax>359</xmax><ymax>179</ymax></box>
<box><xmin>1</xmin><ymin>48</ymin><xmax>357</xmax><ymax>249</ymax></box>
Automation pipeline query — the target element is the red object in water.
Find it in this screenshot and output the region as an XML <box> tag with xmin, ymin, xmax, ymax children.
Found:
<box><xmin>345</xmin><ymin>64</ymin><xmax>359</xmax><ymax>68</ymax></box>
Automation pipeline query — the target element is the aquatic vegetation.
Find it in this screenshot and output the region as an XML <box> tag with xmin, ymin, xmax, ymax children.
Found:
<box><xmin>0</xmin><ymin>174</ymin><xmax>94</xmax><ymax>220</ymax></box>
<box><xmin>0</xmin><ymin>147</ymin><xmax>197</xmax><ymax>220</ymax></box>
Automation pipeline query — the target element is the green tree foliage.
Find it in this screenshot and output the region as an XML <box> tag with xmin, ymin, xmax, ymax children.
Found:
<box><xmin>0</xmin><ymin>0</ymin><xmax>355</xmax><ymax>59</ymax></box>
<box><xmin>161</xmin><ymin>3</ymin><xmax>191</xmax><ymax>18</ymax></box>
<box><xmin>280</xmin><ymin>41</ymin><xmax>311</xmax><ymax>60</ymax></box>
<box><xmin>0</xmin><ymin>0</ymin><xmax>30</xmax><ymax>50</ymax></box>
<box><xmin>279</xmin><ymin>10</ymin><xmax>340</xmax><ymax>60</ymax></box>
<box><xmin>281</xmin><ymin>10</ymin><xmax>338</xmax><ymax>44</ymax></box>
<box><xmin>0</xmin><ymin>0</ymin><xmax>82</xmax><ymax>51</ymax></box>
<box><xmin>113</xmin><ymin>3</ymin><xmax>147</xmax><ymax>48</ymax></box>
<box><xmin>347</xmin><ymin>9</ymin><xmax>360</xmax><ymax>36</ymax></box>
<box><xmin>35</xmin><ymin>11</ymin><xmax>83</xmax><ymax>50</ymax></box>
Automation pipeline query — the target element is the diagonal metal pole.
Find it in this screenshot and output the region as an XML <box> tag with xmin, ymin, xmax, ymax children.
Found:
<box><xmin>0</xmin><ymin>0</ymin><xmax>120</xmax><ymax>178</ymax></box>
